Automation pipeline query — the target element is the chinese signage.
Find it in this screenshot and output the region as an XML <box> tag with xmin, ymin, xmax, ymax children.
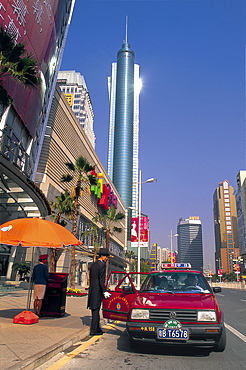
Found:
<box><xmin>90</xmin><ymin>170</ymin><xmax>118</xmax><ymax>210</ymax></box>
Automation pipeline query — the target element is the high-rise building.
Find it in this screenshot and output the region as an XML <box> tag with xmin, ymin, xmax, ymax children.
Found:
<box><xmin>0</xmin><ymin>0</ymin><xmax>75</xmax><ymax>278</ymax></box>
<box><xmin>177</xmin><ymin>217</ymin><xmax>203</xmax><ymax>271</ymax></box>
<box><xmin>213</xmin><ymin>180</ymin><xmax>240</xmax><ymax>274</ymax></box>
<box><xmin>57</xmin><ymin>71</ymin><xmax>95</xmax><ymax>148</ymax></box>
<box><xmin>161</xmin><ymin>248</ymin><xmax>171</xmax><ymax>263</ymax></box>
<box><xmin>35</xmin><ymin>85</ymin><xmax>127</xmax><ymax>284</ymax></box>
<box><xmin>236</xmin><ymin>171</ymin><xmax>246</xmax><ymax>268</ymax></box>
<box><xmin>107</xmin><ymin>23</ymin><xmax>141</xmax><ymax>225</ymax></box>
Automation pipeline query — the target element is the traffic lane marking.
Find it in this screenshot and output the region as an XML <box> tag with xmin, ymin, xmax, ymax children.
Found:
<box><xmin>45</xmin><ymin>322</ymin><xmax>119</xmax><ymax>370</ymax></box>
<box><xmin>225</xmin><ymin>323</ymin><xmax>246</xmax><ymax>343</ymax></box>
<box><xmin>241</xmin><ymin>299</ymin><xmax>246</xmax><ymax>302</ymax></box>
<box><xmin>44</xmin><ymin>321</ymin><xmax>246</xmax><ymax>369</ymax></box>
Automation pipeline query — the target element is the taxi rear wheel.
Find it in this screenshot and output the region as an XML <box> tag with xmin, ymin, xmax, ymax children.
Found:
<box><xmin>213</xmin><ymin>325</ymin><xmax>226</xmax><ymax>352</ymax></box>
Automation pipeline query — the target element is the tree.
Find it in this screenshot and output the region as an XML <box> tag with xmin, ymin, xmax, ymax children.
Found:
<box><xmin>125</xmin><ymin>250</ymin><xmax>135</xmax><ymax>271</ymax></box>
<box><xmin>132</xmin><ymin>259</ymin><xmax>151</xmax><ymax>273</ymax></box>
<box><xmin>61</xmin><ymin>156</ymin><xmax>96</xmax><ymax>288</ymax></box>
<box><xmin>81</xmin><ymin>223</ymin><xmax>101</xmax><ymax>262</ymax></box>
<box><xmin>93</xmin><ymin>206</ymin><xmax>125</xmax><ymax>278</ymax></box>
<box><xmin>13</xmin><ymin>262</ymin><xmax>30</xmax><ymax>281</ymax></box>
<box><xmin>93</xmin><ymin>206</ymin><xmax>125</xmax><ymax>249</ymax></box>
<box><xmin>0</xmin><ymin>27</ymin><xmax>40</xmax><ymax>116</ymax></box>
<box><xmin>49</xmin><ymin>189</ymin><xmax>74</xmax><ymax>272</ymax></box>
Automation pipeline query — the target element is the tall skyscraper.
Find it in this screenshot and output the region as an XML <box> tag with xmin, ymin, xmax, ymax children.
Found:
<box><xmin>57</xmin><ymin>71</ymin><xmax>95</xmax><ymax>148</ymax></box>
<box><xmin>107</xmin><ymin>22</ymin><xmax>141</xmax><ymax>223</ymax></box>
<box><xmin>236</xmin><ymin>171</ymin><xmax>246</xmax><ymax>265</ymax></box>
<box><xmin>213</xmin><ymin>180</ymin><xmax>240</xmax><ymax>274</ymax></box>
<box><xmin>177</xmin><ymin>217</ymin><xmax>203</xmax><ymax>271</ymax></box>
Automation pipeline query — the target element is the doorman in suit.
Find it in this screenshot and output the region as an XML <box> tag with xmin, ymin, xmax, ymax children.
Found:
<box><xmin>87</xmin><ymin>248</ymin><xmax>111</xmax><ymax>336</ymax></box>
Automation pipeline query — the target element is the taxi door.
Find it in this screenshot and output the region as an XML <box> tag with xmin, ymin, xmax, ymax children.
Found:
<box><xmin>102</xmin><ymin>271</ymin><xmax>140</xmax><ymax>322</ymax></box>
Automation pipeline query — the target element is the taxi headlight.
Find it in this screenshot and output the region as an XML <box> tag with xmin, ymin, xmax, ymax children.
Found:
<box><xmin>197</xmin><ymin>311</ymin><xmax>217</xmax><ymax>321</ymax></box>
<box><xmin>131</xmin><ymin>309</ymin><xmax>150</xmax><ymax>320</ymax></box>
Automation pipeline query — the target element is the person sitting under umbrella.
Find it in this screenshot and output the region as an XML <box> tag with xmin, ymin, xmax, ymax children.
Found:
<box><xmin>32</xmin><ymin>254</ymin><xmax>49</xmax><ymax>317</ymax></box>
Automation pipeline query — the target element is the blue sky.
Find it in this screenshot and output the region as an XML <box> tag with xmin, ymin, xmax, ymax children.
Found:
<box><xmin>60</xmin><ymin>0</ymin><xmax>246</xmax><ymax>272</ymax></box>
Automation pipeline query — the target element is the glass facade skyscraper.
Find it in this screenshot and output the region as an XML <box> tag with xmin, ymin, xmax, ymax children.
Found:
<box><xmin>177</xmin><ymin>217</ymin><xmax>203</xmax><ymax>271</ymax></box>
<box><xmin>107</xmin><ymin>34</ymin><xmax>140</xmax><ymax>219</ymax></box>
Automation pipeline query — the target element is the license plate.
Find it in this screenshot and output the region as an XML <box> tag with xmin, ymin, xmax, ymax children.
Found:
<box><xmin>157</xmin><ymin>328</ymin><xmax>189</xmax><ymax>340</ymax></box>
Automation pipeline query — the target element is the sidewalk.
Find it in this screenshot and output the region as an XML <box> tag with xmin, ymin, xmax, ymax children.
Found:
<box><xmin>0</xmin><ymin>288</ymin><xmax>94</xmax><ymax>370</ymax></box>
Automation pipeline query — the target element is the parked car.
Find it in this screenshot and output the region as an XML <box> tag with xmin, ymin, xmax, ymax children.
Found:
<box><xmin>102</xmin><ymin>265</ymin><xmax>226</xmax><ymax>352</ymax></box>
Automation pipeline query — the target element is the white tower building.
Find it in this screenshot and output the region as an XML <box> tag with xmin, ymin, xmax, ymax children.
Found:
<box><xmin>57</xmin><ymin>71</ymin><xmax>95</xmax><ymax>148</ymax></box>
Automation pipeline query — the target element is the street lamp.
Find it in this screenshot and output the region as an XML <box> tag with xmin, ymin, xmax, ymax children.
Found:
<box><xmin>169</xmin><ymin>230</ymin><xmax>178</xmax><ymax>263</ymax></box>
<box><xmin>129</xmin><ymin>170</ymin><xmax>157</xmax><ymax>289</ymax></box>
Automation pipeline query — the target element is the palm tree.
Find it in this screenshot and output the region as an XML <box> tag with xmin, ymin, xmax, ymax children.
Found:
<box><xmin>93</xmin><ymin>206</ymin><xmax>125</xmax><ymax>249</ymax></box>
<box><xmin>49</xmin><ymin>190</ymin><xmax>74</xmax><ymax>272</ymax></box>
<box><xmin>125</xmin><ymin>250</ymin><xmax>135</xmax><ymax>272</ymax></box>
<box><xmin>0</xmin><ymin>27</ymin><xmax>40</xmax><ymax>116</ymax></box>
<box><xmin>93</xmin><ymin>206</ymin><xmax>125</xmax><ymax>279</ymax></box>
<box><xmin>81</xmin><ymin>223</ymin><xmax>100</xmax><ymax>262</ymax></box>
<box><xmin>61</xmin><ymin>156</ymin><xmax>96</xmax><ymax>288</ymax></box>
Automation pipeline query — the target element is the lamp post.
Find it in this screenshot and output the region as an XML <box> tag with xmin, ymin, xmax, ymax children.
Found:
<box><xmin>136</xmin><ymin>170</ymin><xmax>157</xmax><ymax>289</ymax></box>
<box><xmin>169</xmin><ymin>230</ymin><xmax>178</xmax><ymax>263</ymax></box>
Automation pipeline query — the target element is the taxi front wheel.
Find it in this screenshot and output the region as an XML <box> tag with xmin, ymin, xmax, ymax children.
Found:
<box><xmin>213</xmin><ymin>325</ymin><xmax>226</xmax><ymax>352</ymax></box>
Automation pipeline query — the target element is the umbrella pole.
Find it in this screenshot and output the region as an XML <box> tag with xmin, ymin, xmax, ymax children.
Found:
<box><xmin>13</xmin><ymin>247</ymin><xmax>39</xmax><ymax>325</ymax></box>
<box><xmin>26</xmin><ymin>247</ymin><xmax>35</xmax><ymax>311</ymax></box>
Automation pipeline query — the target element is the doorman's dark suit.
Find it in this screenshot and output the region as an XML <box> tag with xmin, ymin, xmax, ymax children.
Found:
<box><xmin>87</xmin><ymin>259</ymin><xmax>106</xmax><ymax>334</ymax></box>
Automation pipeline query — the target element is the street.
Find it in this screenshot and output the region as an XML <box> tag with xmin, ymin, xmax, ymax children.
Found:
<box><xmin>39</xmin><ymin>289</ymin><xmax>245</xmax><ymax>370</ymax></box>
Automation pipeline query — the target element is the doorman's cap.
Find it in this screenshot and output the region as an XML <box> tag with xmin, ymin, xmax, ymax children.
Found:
<box><xmin>98</xmin><ymin>248</ymin><xmax>111</xmax><ymax>257</ymax></box>
<box><xmin>39</xmin><ymin>254</ymin><xmax>48</xmax><ymax>260</ymax></box>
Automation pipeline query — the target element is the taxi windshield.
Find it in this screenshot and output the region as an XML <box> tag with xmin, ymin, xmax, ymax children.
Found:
<box><xmin>140</xmin><ymin>272</ymin><xmax>211</xmax><ymax>293</ymax></box>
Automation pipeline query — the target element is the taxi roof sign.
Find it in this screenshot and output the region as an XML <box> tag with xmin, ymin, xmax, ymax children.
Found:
<box><xmin>161</xmin><ymin>263</ymin><xmax>192</xmax><ymax>269</ymax></box>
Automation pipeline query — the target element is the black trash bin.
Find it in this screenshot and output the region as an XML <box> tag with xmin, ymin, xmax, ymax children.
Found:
<box><xmin>41</xmin><ymin>272</ymin><xmax>69</xmax><ymax>316</ymax></box>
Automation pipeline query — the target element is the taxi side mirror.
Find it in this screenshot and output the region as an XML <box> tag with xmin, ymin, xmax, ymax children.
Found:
<box><xmin>213</xmin><ymin>287</ymin><xmax>221</xmax><ymax>293</ymax></box>
<box><xmin>122</xmin><ymin>285</ymin><xmax>134</xmax><ymax>293</ymax></box>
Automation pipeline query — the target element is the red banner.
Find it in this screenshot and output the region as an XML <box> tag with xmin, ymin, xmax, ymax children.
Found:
<box><xmin>131</xmin><ymin>217</ymin><xmax>149</xmax><ymax>244</ymax></box>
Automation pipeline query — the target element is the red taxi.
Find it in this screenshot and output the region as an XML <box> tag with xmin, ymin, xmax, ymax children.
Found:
<box><xmin>102</xmin><ymin>264</ymin><xmax>226</xmax><ymax>352</ymax></box>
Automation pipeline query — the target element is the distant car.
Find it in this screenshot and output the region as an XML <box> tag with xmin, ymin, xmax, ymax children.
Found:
<box><xmin>102</xmin><ymin>265</ymin><xmax>226</xmax><ymax>352</ymax></box>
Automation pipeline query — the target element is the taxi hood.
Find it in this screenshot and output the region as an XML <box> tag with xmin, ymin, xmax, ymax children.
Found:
<box><xmin>133</xmin><ymin>292</ymin><xmax>218</xmax><ymax>310</ymax></box>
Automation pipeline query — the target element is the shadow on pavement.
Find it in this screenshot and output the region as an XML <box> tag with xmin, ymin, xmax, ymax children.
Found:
<box><xmin>0</xmin><ymin>309</ymin><xmax>26</xmax><ymax>318</ymax></box>
<box><xmin>81</xmin><ymin>315</ymin><xmax>91</xmax><ymax>326</ymax></box>
<box><xmin>116</xmin><ymin>329</ymin><xmax>212</xmax><ymax>357</ymax></box>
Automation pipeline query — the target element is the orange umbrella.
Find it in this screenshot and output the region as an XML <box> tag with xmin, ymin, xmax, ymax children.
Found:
<box><xmin>0</xmin><ymin>217</ymin><xmax>82</xmax><ymax>248</ymax></box>
<box><xmin>0</xmin><ymin>218</ymin><xmax>82</xmax><ymax>325</ymax></box>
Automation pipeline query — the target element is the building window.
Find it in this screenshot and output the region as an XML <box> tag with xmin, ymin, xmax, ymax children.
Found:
<box><xmin>225</xmin><ymin>208</ymin><xmax>230</xmax><ymax>211</ymax></box>
<box><xmin>223</xmin><ymin>181</ymin><xmax>229</xmax><ymax>189</ymax></box>
<box><xmin>226</xmin><ymin>212</ymin><xmax>230</xmax><ymax>216</ymax></box>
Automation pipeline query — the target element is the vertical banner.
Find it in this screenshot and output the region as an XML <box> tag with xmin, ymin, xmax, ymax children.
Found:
<box><xmin>131</xmin><ymin>217</ymin><xmax>149</xmax><ymax>247</ymax></box>
<box><xmin>170</xmin><ymin>252</ymin><xmax>176</xmax><ymax>263</ymax></box>
<box><xmin>168</xmin><ymin>252</ymin><xmax>177</xmax><ymax>263</ymax></box>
